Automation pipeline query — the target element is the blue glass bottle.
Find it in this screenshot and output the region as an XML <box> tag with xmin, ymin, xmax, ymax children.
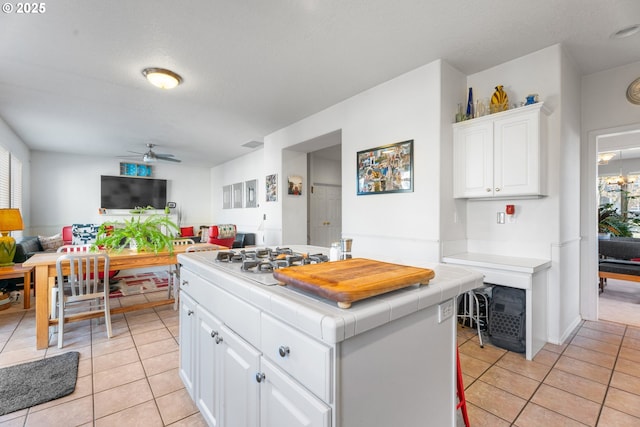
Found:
<box><xmin>466</xmin><ymin>88</ymin><xmax>474</xmax><ymax>119</ymax></box>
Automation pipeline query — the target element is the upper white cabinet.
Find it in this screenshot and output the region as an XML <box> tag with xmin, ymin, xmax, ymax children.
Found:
<box><xmin>453</xmin><ymin>103</ymin><xmax>547</xmax><ymax>199</ymax></box>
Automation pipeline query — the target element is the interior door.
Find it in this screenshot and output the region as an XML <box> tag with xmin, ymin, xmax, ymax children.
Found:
<box><xmin>309</xmin><ymin>184</ymin><xmax>341</xmax><ymax>247</ymax></box>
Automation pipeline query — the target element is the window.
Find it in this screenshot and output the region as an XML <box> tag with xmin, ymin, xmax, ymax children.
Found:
<box><xmin>0</xmin><ymin>144</ymin><xmax>24</xmax><ymax>237</ymax></box>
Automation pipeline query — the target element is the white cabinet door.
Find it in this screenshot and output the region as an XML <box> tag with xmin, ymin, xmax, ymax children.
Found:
<box><xmin>219</xmin><ymin>324</ymin><xmax>261</xmax><ymax>427</ymax></box>
<box><xmin>178</xmin><ymin>292</ymin><xmax>197</xmax><ymax>399</ymax></box>
<box><xmin>493</xmin><ymin>109</ymin><xmax>541</xmax><ymax>196</ymax></box>
<box><xmin>195</xmin><ymin>306</ymin><xmax>223</xmax><ymax>427</ymax></box>
<box><xmin>453</xmin><ymin>103</ymin><xmax>544</xmax><ymax>199</ymax></box>
<box><xmin>453</xmin><ymin>121</ymin><xmax>494</xmax><ymax>198</ymax></box>
<box><xmin>260</xmin><ymin>358</ymin><xmax>331</xmax><ymax>427</ymax></box>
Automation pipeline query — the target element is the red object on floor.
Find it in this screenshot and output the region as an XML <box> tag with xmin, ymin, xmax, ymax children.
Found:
<box><xmin>456</xmin><ymin>347</ymin><xmax>470</xmax><ymax>427</ymax></box>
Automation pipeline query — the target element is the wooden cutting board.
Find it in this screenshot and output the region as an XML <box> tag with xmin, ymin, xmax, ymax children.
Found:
<box><xmin>273</xmin><ymin>258</ymin><xmax>435</xmax><ymax>308</ymax></box>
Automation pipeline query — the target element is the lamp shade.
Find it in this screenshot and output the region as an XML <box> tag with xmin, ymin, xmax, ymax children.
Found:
<box><xmin>0</xmin><ymin>208</ymin><xmax>23</xmax><ymax>232</ymax></box>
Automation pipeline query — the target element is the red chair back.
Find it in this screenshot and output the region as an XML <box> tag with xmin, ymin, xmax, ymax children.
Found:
<box><xmin>208</xmin><ymin>224</ymin><xmax>236</xmax><ymax>248</ymax></box>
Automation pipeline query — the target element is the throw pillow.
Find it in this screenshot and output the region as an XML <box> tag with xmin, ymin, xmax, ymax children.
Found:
<box><xmin>216</xmin><ymin>224</ymin><xmax>236</xmax><ymax>239</ymax></box>
<box><xmin>180</xmin><ymin>226</ymin><xmax>195</xmax><ymax>237</ymax></box>
<box><xmin>71</xmin><ymin>224</ymin><xmax>99</xmax><ymax>245</ymax></box>
<box><xmin>39</xmin><ymin>233</ymin><xmax>64</xmax><ymax>251</ymax></box>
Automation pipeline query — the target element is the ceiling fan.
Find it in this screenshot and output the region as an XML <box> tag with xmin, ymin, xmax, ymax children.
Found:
<box><xmin>120</xmin><ymin>143</ymin><xmax>182</xmax><ymax>163</ymax></box>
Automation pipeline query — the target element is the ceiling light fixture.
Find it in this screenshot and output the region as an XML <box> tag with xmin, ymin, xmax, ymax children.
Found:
<box><xmin>141</xmin><ymin>67</ymin><xmax>183</xmax><ymax>89</ymax></box>
<box><xmin>611</xmin><ymin>24</ymin><xmax>640</xmax><ymax>39</ymax></box>
<box><xmin>598</xmin><ymin>152</ymin><xmax>616</xmax><ymax>165</ymax></box>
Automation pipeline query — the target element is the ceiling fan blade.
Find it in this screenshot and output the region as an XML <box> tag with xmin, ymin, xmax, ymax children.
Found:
<box><xmin>127</xmin><ymin>150</ymin><xmax>145</xmax><ymax>155</ymax></box>
<box><xmin>157</xmin><ymin>155</ymin><xmax>181</xmax><ymax>163</ymax></box>
<box><xmin>154</xmin><ymin>153</ymin><xmax>175</xmax><ymax>157</ymax></box>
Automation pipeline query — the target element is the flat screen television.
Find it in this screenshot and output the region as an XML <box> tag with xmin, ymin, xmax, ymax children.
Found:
<box><xmin>100</xmin><ymin>175</ymin><xmax>167</xmax><ymax>209</ymax></box>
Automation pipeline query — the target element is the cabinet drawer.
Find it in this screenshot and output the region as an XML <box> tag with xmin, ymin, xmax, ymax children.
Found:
<box><xmin>261</xmin><ymin>314</ymin><xmax>332</xmax><ymax>403</ymax></box>
<box><xmin>180</xmin><ymin>268</ymin><xmax>261</xmax><ymax>347</ymax></box>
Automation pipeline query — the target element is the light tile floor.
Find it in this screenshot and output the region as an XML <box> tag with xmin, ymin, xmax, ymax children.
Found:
<box><xmin>458</xmin><ymin>319</ymin><xmax>640</xmax><ymax>426</ymax></box>
<box><xmin>2</xmin><ymin>288</ymin><xmax>639</xmax><ymax>426</ymax></box>
<box><xmin>0</xmin><ymin>290</ymin><xmax>207</xmax><ymax>427</ymax></box>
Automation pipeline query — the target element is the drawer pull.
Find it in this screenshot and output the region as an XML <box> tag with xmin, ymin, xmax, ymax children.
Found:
<box><xmin>255</xmin><ymin>372</ymin><xmax>266</xmax><ymax>383</ymax></box>
<box><xmin>486</xmin><ymin>188</ymin><xmax>491</xmax><ymax>192</ymax></box>
<box><xmin>182</xmin><ymin>280</ymin><xmax>189</xmax><ymax>286</ymax></box>
<box><xmin>187</xmin><ymin>310</ymin><xmax>194</xmax><ymax>316</ymax></box>
<box><xmin>278</xmin><ymin>346</ymin><xmax>290</xmax><ymax>358</ymax></box>
<box><xmin>495</xmin><ymin>188</ymin><xmax>501</xmax><ymax>192</ymax></box>
<box><xmin>210</xmin><ymin>330</ymin><xmax>218</xmax><ymax>338</ymax></box>
<box><xmin>215</xmin><ymin>336</ymin><xmax>224</xmax><ymax>344</ymax></box>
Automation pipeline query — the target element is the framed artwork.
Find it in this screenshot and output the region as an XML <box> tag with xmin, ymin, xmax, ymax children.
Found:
<box><xmin>245</xmin><ymin>179</ymin><xmax>257</xmax><ymax>208</ymax></box>
<box><xmin>120</xmin><ymin>162</ymin><xmax>152</xmax><ymax>177</ymax></box>
<box><xmin>357</xmin><ymin>139</ymin><xmax>413</xmax><ymax>195</ymax></box>
<box><xmin>288</xmin><ymin>175</ymin><xmax>303</xmax><ymax>196</ymax></box>
<box><xmin>222</xmin><ymin>185</ymin><xmax>232</xmax><ymax>209</ymax></box>
<box><xmin>233</xmin><ymin>182</ymin><xmax>243</xmax><ymax>208</ymax></box>
<box><xmin>266</xmin><ymin>174</ymin><xmax>277</xmax><ymax>202</ymax></box>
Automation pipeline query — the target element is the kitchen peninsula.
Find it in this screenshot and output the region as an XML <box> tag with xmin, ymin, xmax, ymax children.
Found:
<box><xmin>177</xmin><ymin>247</ymin><xmax>483</xmax><ymax>427</ymax></box>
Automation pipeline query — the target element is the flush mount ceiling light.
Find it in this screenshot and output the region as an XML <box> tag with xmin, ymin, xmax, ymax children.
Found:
<box><xmin>598</xmin><ymin>152</ymin><xmax>616</xmax><ymax>165</ymax></box>
<box><xmin>611</xmin><ymin>24</ymin><xmax>640</xmax><ymax>39</ymax></box>
<box><xmin>141</xmin><ymin>67</ymin><xmax>183</xmax><ymax>89</ymax></box>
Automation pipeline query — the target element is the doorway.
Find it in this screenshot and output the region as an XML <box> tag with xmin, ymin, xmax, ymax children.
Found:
<box><xmin>586</xmin><ymin>125</ymin><xmax>640</xmax><ymax>325</ymax></box>
<box><xmin>308</xmin><ymin>144</ymin><xmax>342</xmax><ymax>246</ymax></box>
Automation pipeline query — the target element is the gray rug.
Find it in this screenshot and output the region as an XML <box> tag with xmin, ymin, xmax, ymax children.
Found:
<box><xmin>0</xmin><ymin>351</ymin><xmax>79</xmax><ymax>415</ymax></box>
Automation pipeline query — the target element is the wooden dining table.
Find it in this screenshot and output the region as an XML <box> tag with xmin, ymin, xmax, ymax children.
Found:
<box><xmin>23</xmin><ymin>243</ymin><xmax>221</xmax><ymax>349</ymax></box>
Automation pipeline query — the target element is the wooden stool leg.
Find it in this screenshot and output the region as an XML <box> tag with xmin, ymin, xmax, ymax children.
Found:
<box><xmin>456</xmin><ymin>347</ymin><xmax>470</xmax><ymax>427</ymax></box>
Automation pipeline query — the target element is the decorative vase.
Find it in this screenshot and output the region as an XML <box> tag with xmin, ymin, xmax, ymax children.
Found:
<box><xmin>490</xmin><ymin>85</ymin><xmax>509</xmax><ymax>113</ymax></box>
<box><xmin>466</xmin><ymin>88</ymin><xmax>474</xmax><ymax>119</ymax></box>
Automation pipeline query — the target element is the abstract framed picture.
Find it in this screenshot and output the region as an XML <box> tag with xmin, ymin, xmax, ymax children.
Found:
<box><xmin>356</xmin><ymin>139</ymin><xmax>413</xmax><ymax>195</ymax></box>
<box><xmin>232</xmin><ymin>182</ymin><xmax>243</xmax><ymax>208</ymax></box>
<box><xmin>222</xmin><ymin>185</ymin><xmax>232</xmax><ymax>209</ymax></box>
<box><xmin>245</xmin><ymin>179</ymin><xmax>257</xmax><ymax>208</ymax></box>
<box><xmin>266</xmin><ymin>174</ymin><xmax>277</xmax><ymax>202</ymax></box>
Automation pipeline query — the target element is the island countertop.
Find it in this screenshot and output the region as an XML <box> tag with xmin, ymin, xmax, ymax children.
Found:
<box><xmin>178</xmin><ymin>250</ymin><xmax>484</xmax><ymax>344</ymax></box>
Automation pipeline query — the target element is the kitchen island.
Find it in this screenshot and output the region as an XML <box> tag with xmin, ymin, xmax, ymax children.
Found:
<box><xmin>178</xmin><ymin>247</ymin><xmax>483</xmax><ymax>427</ymax></box>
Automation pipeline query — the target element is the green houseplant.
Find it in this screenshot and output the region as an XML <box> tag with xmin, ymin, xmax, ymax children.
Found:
<box><xmin>598</xmin><ymin>203</ymin><xmax>640</xmax><ymax>237</ymax></box>
<box><xmin>94</xmin><ymin>210</ymin><xmax>179</xmax><ymax>254</ymax></box>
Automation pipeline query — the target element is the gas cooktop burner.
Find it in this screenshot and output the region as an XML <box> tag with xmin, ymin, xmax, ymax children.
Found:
<box><xmin>212</xmin><ymin>247</ymin><xmax>329</xmax><ymax>285</ymax></box>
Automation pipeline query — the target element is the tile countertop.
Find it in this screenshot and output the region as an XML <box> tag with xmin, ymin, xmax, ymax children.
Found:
<box><xmin>178</xmin><ymin>251</ymin><xmax>484</xmax><ymax>345</ymax></box>
<box><xmin>442</xmin><ymin>252</ymin><xmax>552</xmax><ymax>274</ymax></box>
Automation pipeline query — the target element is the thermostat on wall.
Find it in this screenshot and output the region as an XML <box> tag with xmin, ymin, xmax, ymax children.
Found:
<box><xmin>167</xmin><ymin>202</ymin><xmax>177</xmax><ymax>208</ymax></box>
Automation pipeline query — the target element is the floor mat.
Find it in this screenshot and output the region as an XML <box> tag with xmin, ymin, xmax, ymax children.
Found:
<box><xmin>0</xmin><ymin>352</ymin><xmax>79</xmax><ymax>415</ymax></box>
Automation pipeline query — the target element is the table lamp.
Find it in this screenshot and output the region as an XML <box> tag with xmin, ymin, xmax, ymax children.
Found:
<box><xmin>0</xmin><ymin>208</ymin><xmax>24</xmax><ymax>266</ymax></box>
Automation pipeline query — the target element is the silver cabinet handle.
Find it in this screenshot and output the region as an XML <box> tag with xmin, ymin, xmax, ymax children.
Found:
<box><xmin>278</xmin><ymin>346</ymin><xmax>290</xmax><ymax>357</ymax></box>
<box><xmin>495</xmin><ymin>188</ymin><xmax>501</xmax><ymax>192</ymax></box>
<box><xmin>182</xmin><ymin>280</ymin><xmax>189</xmax><ymax>286</ymax></box>
<box><xmin>215</xmin><ymin>336</ymin><xmax>223</xmax><ymax>344</ymax></box>
<box><xmin>255</xmin><ymin>372</ymin><xmax>266</xmax><ymax>383</ymax></box>
<box><xmin>210</xmin><ymin>330</ymin><xmax>218</xmax><ymax>338</ymax></box>
<box><xmin>486</xmin><ymin>188</ymin><xmax>491</xmax><ymax>192</ymax></box>
<box><xmin>187</xmin><ymin>310</ymin><xmax>194</xmax><ymax>316</ymax></box>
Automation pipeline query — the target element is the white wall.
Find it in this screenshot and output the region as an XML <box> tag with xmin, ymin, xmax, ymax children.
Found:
<box><xmin>210</xmin><ymin>148</ymin><xmax>265</xmax><ymax>242</ymax></box>
<box><xmin>30</xmin><ymin>151</ymin><xmax>212</xmax><ymax>235</ymax></box>
<box><xmin>580</xmin><ymin>60</ymin><xmax>640</xmax><ymax>320</ymax></box>
<box><xmin>263</xmin><ymin>60</ymin><xmax>446</xmax><ymax>266</ymax></box>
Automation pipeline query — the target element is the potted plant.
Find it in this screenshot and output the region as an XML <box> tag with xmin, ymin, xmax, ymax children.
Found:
<box><xmin>598</xmin><ymin>203</ymin><xmax>640</xmax><ymax>238</ymax></box>
<box><xmin>94</xmin><ymin>209</ymin><xmax>179</xmax><ymax>254</ymax></box>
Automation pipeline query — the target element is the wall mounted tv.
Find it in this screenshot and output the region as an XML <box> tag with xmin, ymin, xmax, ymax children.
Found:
<box><xmin>100</xmin><ymin>175</ymin><xmax>167</xmax><ymax>209</ymax></box>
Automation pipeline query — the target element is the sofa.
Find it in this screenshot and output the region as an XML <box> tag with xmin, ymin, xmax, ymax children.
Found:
<box><xmin>598</xmin><ymin>237</ymin><xmax>640</xmax><ymax>292</ymax></box>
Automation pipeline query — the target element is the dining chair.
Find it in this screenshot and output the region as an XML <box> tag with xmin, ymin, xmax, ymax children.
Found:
<box><xmin>169</xmin><ymin>243</ymin><xmax>218</xmax><ymax>309</ymax></box>
<box><xmin>55</xmin><ymin>252</ymin><xmax>112</xmax><ymax>348</ymax></box>
<box><xmin>168</xmin><ymin>238</ymin><xmax>195</xmax><ymax>307</ymax></box>
<box><xmin>51</xmin><ymin>245</ymin><xmax>94</xmax><ymax>318</ymax></box>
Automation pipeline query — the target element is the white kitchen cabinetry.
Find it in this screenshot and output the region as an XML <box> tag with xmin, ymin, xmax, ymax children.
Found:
<box><xmin>178</xmin><ymin>292</ymin><xmax>197</xmax><ymax>399</ymax></box>
<box><xmin>453</xmin><ymin>103</ymin><xmax>546</xmax><ymax>199</ymax></box>
<box><xmin>179</xmin><ymin>268</ymin><xmax>328</xmax><ymax>427</ymax></box>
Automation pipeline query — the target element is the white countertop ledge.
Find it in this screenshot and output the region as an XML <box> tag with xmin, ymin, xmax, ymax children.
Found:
<box><xmin>442</xmin><ymin>252</ymin><xmax>551</xmax><ymax>274</ymax></box>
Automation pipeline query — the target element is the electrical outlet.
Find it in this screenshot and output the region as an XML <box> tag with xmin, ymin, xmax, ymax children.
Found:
<box><xmin>438</xmin><ymin>299</ymin><xmax>454</xmax><ymax>323</ymax></box>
